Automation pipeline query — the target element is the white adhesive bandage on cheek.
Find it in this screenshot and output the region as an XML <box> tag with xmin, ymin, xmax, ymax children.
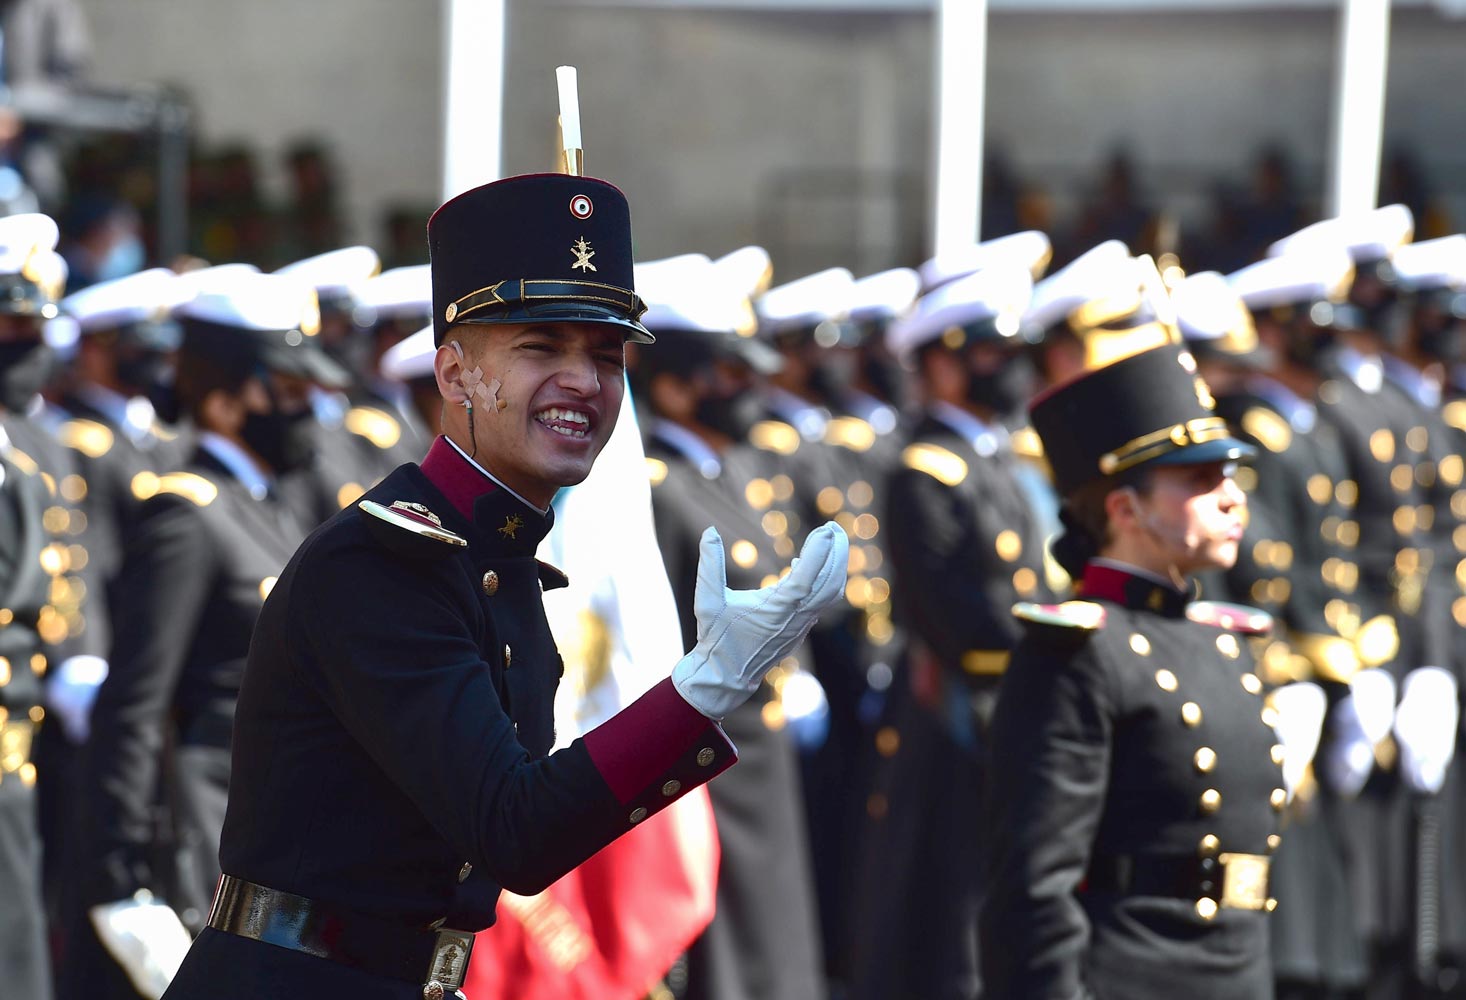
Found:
<box><xmin>451</xmin><ymin>340</ymin><xmax>504</xmax><ymax>413</ymax></box>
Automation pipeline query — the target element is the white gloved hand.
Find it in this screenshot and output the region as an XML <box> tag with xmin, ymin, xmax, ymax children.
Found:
<box><xmin>1269</xmin><ymin>681</ymin><xmax>1327</xmax><ymax>801</ymax></box>
<box><xmin>1394</xmin><ymin>666</ymin><xmax>1460</xmax><ymax>795</ymax></box>
<box><xmin>89</xmin><ymin>890</ymin><xmax>193</xmax><ymax>999</ymax></box>
<box><xmin>1324</xmin><ymin>668</ymin><xmax>1396</xmax><ymax>799</ymax></box>
<box><xmin>46</xmin><ymin>654</ymin><xmax>108</xmax><ymax>744</ymax></box>
<box><xmin>672</xmin><ymin>522</ymin><xmax>849</xmax><ymax>720</ymax></box>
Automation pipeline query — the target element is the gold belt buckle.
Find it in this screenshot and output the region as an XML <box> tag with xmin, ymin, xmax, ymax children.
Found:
<box><xmin>424</xmin><ymin>927</ymin><xmax>474</xmax><ymax>997</ymax></box>
<box><xmin>1217</xmin><ymin>853</ymin><xmax>1270</xmax><ymax>910</ymax></box>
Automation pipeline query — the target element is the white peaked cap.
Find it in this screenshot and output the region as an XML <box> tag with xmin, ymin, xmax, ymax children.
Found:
<box><xmin>1228</xmin><ymin>248</ymin><xmax>1355</xmax><ymax>311</ymax></box>
<box><xmin>276</xmin><ymin>246</ymin><xmax>382</xmax><ymax>296</ymax></box>
<box><xmin>887</xmin><ymin>263</ymin><xmax>1033</xmax><ymax>360</ymax></box>
<box><xmin>919</xmin><ymin>230</ymin><xmax>1052</xmax><ymax>292</ymax></box>
<box><xmin>381</xmin><ymin>324</ymin><xmax>437</xmax><ymax>381</ymax></box>
<box><xmin>62</xmin><ymin>267</ymin><xmax>196</xmax><ymax>332</ymax></box>
<box><xmin>1023</xmin><ymin>240</ymin><xmax>1131</xmax><ymax>332</ymax></box>
<box><xmin>848</xmin><ymin>268</ymin><xmax>920</xmax><ymax>325</ymax></box>
<box><xmin>1267</xmin><ymin>203</ymin><xmax>1414</xmax><ymax>262</ymax></box>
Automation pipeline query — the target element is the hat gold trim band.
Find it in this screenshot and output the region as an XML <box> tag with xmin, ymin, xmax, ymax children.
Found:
<box><xmin>446</xmin><ymin>278</ymin><xmax>647</xmax><ymax>325</ymax></box>
<box><xmin>1097</xmin><ymin>416</ymin><xmax>1231</xmax><ymax>476</ymax></box>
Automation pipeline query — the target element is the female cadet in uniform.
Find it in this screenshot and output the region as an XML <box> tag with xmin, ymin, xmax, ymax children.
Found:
<box><xmin>159</xmin><ymin>172</ymin><xmax>848</xmax><ymax>1000</ymax></box>
<box><xmin>979</xmin><ymin>343</ymin><xmax>1287</xmax><ymax>1000</ymax></box>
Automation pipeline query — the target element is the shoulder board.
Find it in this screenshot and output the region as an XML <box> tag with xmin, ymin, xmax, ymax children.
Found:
<box><xmin>646</xmin><ymin>456</ymin><xmax>668</xmax><ymax>488</ymax></box>
<box><xmin>153</xmin><ymin>423</ymin><xmax>180</xmax><ymax>442</ymax></box>
<box><xmin>1013</xmin><ymin>600</ymin><xmax>1107</xmax><ymax>632</ymax></box>
<box><xmin>155</xmin><ymin>472</ymin><xmax>218</xmax><ymax>507</ymax></box>
<box><xmin>59</xmin><ymin>418</ymin><xmax>115</xmax><ymax>458</ymax></box>
<box><xmin>749</xmin><ymin>420</ymin><xmax>801</xmax><ymax>456</ymax></box>
<box><xmin>1444</xmin><ymin>400</ymin><xmax>1466</xmax><ymax>433</ymax></box>
<box><xmin>345</xmin><ymin>406</ymin><xmax>403</xmax><ymax>451</ymax></box>
<box><xmin>536</xmin><ymin>560</ymin><xmax>570</xmax><ymax>592</ymax></box>
<box><xmin>901</xmin><ymin>442</ymin><xmax>968</xmax><ymax>487</ymax></box>
<box><xmin>1010</xmin><ymin>425</ymin><xmax>1045</xmax><ymax>460</ymax></box>
<box><xmin>358</xmin><ymin>498</ymin><xmax>466</xmax><ymax>559</ymax></box>
<box><xmin>6</xmin><ymin>447</ymin><xmax>38</xmax><ymax>477</ymax></box>
<box><xmin>1240</xmin><ymin>407</ymin><xmax>1291</xmax><ymax>454</ymax></box>
<box><xmin>1186</xmin><ymin>600</ymin><xmax>1273</xmax><ymax>635</ymax></box>
<box><xmin>824</xmin><ymin>416</ymin><xmax>876</xmax><ymax>453</ymax></box>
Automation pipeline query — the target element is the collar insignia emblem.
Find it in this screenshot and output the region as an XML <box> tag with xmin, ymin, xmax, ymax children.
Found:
<box><xmin>500</xmin><ymin>514</ymin><xmax>524</xmax><ymax>539</ymax></box>
<box><xmin>571</xmin><ymin>237</ymin><xmax>597</xmax><ymax>273</ymax></box>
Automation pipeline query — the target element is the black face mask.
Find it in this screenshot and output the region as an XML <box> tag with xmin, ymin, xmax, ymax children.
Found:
<box><xmin>241</xmin><ymin>404</ymin><xmax>317</xmax><ymax>475</ymax></box>
<box><xmin>0</xmin><ymin>341</ymin><xmax>55</xmax><ymax>413</ymax></box>
<box><xmin>965</xmin><ymin>353</ymin><xmax>1034</xmax><ymax>418</ymax></box>
<box><xmin>861</xmin><ymin>354</ymin><xmax>907</xmax><ymax>408</ymax></box>
<box><xmin>807</xmin><ymin>354</ymin><xmax>858</xmax><ymax>407</ymax></box>
<box><xmin>115</xmin><ymin>351</ymin><xmax>174</xmax><ymax>402</ymax></box>
<box><xmin>696</xmin><ymin>391</ymin><xmax>764</xmax><ymax>442</ymax></box>
<box><xmin>1283</xmin><ymin>323</ymin><xmax>1327</xmax><ymax>370</ymax></box>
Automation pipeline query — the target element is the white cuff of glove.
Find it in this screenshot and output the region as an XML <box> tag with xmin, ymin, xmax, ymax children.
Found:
<box><xmin>88</xmin><ymin>890</ymin><xmax>192</xmax><ymax>1000</ymax></box>
<box><xmin>672</xmin><ymin>522</ymin><xmax>849</xmax><ymax>720</ymax></box>
<box><xmin>46</xmin><ymin>655</ymin><xmax>108</xmax><ymax>744</ymax></box>
<box><xmin>1324</xmin><ymin>669</ymin><xmax>1397</xmax><ymax>799</ymax></box>
<box><xmin>1394</xmin><ymin>666</ymin><xmax>1459</xmax><ymax>795</ymax></box>
<box><xmin>1270</xmin><ymin>681</ymin><xmax>1326</xmax><ymax>801</ymax></box>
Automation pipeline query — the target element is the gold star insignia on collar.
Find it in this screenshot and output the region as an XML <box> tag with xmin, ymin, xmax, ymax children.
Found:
<box><xmin>499</xmin><ymin>514</ymin><xmax>524</xmax><ymax>539</ymax></box>
<box><xmin>571</xmin><ymin>236</ymin><xmax>597</xmax><ymax>273</ymax></box>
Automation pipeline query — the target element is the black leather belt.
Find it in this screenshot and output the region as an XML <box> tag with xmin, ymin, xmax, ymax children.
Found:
<box><xmin>1085</xmin><ymin>851</ymin><xmax>1272</xmax><ymax>911</ymax></box>
<box><xmin>207</xmin><ymin>874</ymin><xmax>475</xmax><ymax>996</ymax></box>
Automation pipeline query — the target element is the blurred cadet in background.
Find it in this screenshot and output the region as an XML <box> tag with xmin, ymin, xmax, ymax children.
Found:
<box><xmin>0</xmin><ymin>210</ymin><xmax>90</xmax><ymax>1000</ymax></box>
<box><xmin>633</xmin><ymin>251</ymin><xmax>826</xmax><ymax>1000</ymax></box>
<box><xmin>850</xmin><ymin>244</ymin><xmax>1054</xmax><ymax>1000</ymax></box>
<box><xmin>66</xmin><ymin>270</ymin><xmax>335</xmax><ymax>1000</ymax></box>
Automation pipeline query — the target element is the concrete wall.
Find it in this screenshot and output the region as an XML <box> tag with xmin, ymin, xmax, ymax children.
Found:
<box><xmin>69</xmin><ymin>0</ymin><xmax>1466</xmax><ymax>276</ymax></box>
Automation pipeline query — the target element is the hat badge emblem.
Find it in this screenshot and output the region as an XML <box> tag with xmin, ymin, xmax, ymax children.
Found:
<box><xmin>571</xmin><ymin>237</ymin><xmax>597</xmax><ymax>273</ymax></box>
<box><xmin>569</xmin><ymin>194</ymin><xmax>594</xmax><ymax>220</ymax></box>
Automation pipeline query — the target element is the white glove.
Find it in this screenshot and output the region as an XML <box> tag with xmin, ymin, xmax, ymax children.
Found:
<box><xmin>672</xmin><ymin>522</ymin><xmax>849</xmax><ymax>720</ymax></box>
<box><xmin>1269</xmin><ymin>681</ymin><xmax>1327</xmax><ymax>801</ymax></box>
<box><xmin>46</xmin><ymin>654</ymin><xmax>108</xmax><ymax>744</ymax></box>
<box><xmin>1324</xmin><ymin>669</ymin><xmax>1396</xmax><ymax>798</ymax></box>
<box><xmin>1394</xmin><ymin>666</ymin><xmax>1460</xmax><ymax>795</ymax></box>
<box><xmin>89</xmin><ymin>890</ymin><xmax>192</xmax><ymax>999</ymax></box>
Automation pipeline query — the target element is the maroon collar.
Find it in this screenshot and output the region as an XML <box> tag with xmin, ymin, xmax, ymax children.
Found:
<box><xmin>1078</xmin><ymin>561</ymin><xmax>1193</xmax><ymax>617</ymax></box>
<box><xmin>419</xmin><ymin>436</ymin><xmax>498</xmax><ymax>521</ymax></box>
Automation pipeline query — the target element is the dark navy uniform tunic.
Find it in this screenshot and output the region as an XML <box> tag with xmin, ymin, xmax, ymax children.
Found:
<box><xmin>981</xmin><ymin>562</ymin><xmax>1284</xmax><ymax>1000</ymax></box>
<box><xmin>162</xmin><ymin>436</ymin><xmax>734</xmax><ymax>999</ymax></box>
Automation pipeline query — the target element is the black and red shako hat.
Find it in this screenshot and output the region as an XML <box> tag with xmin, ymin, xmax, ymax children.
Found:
<box><xmin>1029</xmin><ymin>342</ymin><xmax>1256</xmax><ymax>497</ymax></box>
<box><xmin>427</xmin><ymin>173</ymin><xmax>652</xmax><ymax>346</ymax></box>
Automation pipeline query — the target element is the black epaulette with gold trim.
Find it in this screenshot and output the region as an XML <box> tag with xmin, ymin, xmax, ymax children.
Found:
<box><xmin>59</xmin><ymin>418</ymin><xmax>115</xmax><ymax>459</ymax></box>
<box><xmin>749</xmin><ymin>420</ymin><xmax>801</xmax><ymax>456</ymax></box>
<box><xmin>154</xmin><ymin>472</ymin><xmax>218</xmax><ymax>507</ymax></box>
<box><xmin>901</xmin><ymin>442</ymin><xmax>968</xmax><ymax>486</ymax></box>
<box><xmin>1013</xmin><ymin>600</ymin><xmax>1107</xmax><ymax>635</ymax></box>
<box><xmin>359</xmin><ymin>499</ymin><xmax>466</xmax><ymax>559</ymax></box>
<box><xmin>1186</xmin><ymin>600</ymin><xmax>1272</xmax><ymax>636</ymax></box>
<box><xmin>345</xmin><ymin>406</ymin><xmax>403</xmax><ymax>451</ymax></box>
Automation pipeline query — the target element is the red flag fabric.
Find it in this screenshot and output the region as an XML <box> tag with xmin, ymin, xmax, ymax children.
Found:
<box><xmin>464</xmin><ymin>788</ymin><xmax>718</xmax><ymax>1000</ymax></box>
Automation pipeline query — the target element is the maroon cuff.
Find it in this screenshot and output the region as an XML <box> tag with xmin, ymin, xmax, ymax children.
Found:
<box><xmin>583</xmin><ymin>677</ymin><xmax>733</xmax><ymax>803</ymax></box>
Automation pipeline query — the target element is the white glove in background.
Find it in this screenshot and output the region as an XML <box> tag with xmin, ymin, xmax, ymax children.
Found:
<box><xmin>780</xmin><ymin>668</ymin><xmax>831</xmax><ymax>750</ymax></box>
<box><xmin>46</xmin><ymin>654</ymin><xmax>108</xmax><ymax>744</ymax></box>
<box><xmin>89</xmin><ymin>890</ymin><xmax>192</xmax><ymax>999</ymax></box>
<box><xmin>1324</xmin><ymin>668</ymin><xmax>1397</xmax><ymax>799</ymax></box>
<box><xmin>672</xmin><ymin>522</ymin><xmax>849</xmax><ymax>720</ymax></box>
<box><xmin>1394</xmin><ymin>666</ymin><xmax>1460</xmax><ymax>795</ymax></box>
<box><xmin>1269</xmin><ymin>681</ymin><xmax>1326</xmax><ymax>801</ymax></box>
